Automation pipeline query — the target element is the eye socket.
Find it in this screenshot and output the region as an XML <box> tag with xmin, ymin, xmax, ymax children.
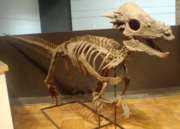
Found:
<box><xmin>129</xmin><ymin>19</ymin><xmax>140</xmax><ymax>30</ymax></box>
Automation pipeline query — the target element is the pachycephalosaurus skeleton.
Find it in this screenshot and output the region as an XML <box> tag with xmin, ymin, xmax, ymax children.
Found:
<box><xmin>4</xmin><ymin>2</ymin><xmax>175</xmax><ymax>118</ymax></box>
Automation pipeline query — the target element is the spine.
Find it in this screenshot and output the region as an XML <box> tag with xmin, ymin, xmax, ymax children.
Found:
<box><xmin>4</xmin><ymin>33</ymin><xmax>57</xmax><ymax>57</ymax></box>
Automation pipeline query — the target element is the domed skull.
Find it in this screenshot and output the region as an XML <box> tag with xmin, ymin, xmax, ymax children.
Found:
<box><xmin>102</xmin><ymin>2</ymin><xmax>175</xmax><ymax>58</ymax></box>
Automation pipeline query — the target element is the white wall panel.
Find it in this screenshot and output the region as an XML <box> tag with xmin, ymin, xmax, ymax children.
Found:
<box><xmin>72</xmin><ymin>11</ymin><xmax>91</xmax><ymax>18</ymax></box>
<box><xmin>150</xmin><ymin>14</ymin><xmax>175</xmax><ymax>25</ymax></box>
<box><xmin>71</xmin><ymin>0</ymin><xmax>176</xmax><ymax>31</ymax></box>
<box><xmin>0</xmin><ymin>0</ymin><xmax>18</xmax><ymax>9</ymax></box>
<box><xmin>0</xmin><ymin>6</ymin><xmax>26</xmax><ymax>19</ymax></box>
<box><xmin>33</xmin><ymin>13</ymin><xmax>40</xmax><ymax>21</ymax></box>
<box><xmin>26</xmin><ymin>0</ymin><xmax>39</xmax><ymax>13</ymax></box>
<box><xmin>19</xmin><ymin>0</ymin><xmax>30</xmax><ymax>11</ymax></box>
<box><xmin>142</xmin><ymin>7</ymin><xmax>175</xmax><ymax>14</ymax></box>
<box><xmin>22</xmin><ymin>20</ymin><xmax>41</xmax><ymax>34</ymax></box>
<box><xmin>0</xmin><ymin>0</ymin><xmax>41</xmax><ymax>36</ymax></box>
<box><xmin>91</xmin><ymin>0</ymin><xmax>135</xmax><ymax>10</ymax></box>
<box><xmin>71</xmin><ymin>0</ymin><xmax>92</xmax><ymax>11</ymax></box>
<box><xmin>1</xmin><ymin>19</ymin><xmax>23</xmax><ymax>34</ymax></box>
<box><xmin>135</xmin><ymin>0</ymin><xmax>175</xmax><ymax>7</ymax></box>
<box><xmin>72</xmin><ymin>18</ymin><xmax>92</xmax><ymax>30</ymax></box>
<box><xmin>92</xmin><ymin>17</ymin><xmax>111</xmax><ymax>29</ymax></box>
<box><xmin>91</xmin><ymin>10</ymin><xmax>116</xmax><ymax>17</ymax></box>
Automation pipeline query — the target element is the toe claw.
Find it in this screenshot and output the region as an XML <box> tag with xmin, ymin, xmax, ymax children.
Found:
<box><xmin>48</xmin><ymin>84</ymin><xmax>61</xmax><ymax>105</ymax></box>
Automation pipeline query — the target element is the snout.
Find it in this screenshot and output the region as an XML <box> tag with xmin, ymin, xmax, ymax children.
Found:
<box><xmin>163</xmin><ymin>26</ymin><xmax>175</xmax><ymax>41</ymax></box>
<box><xmin>163</xmin><ymin>31</ymin><xmax>175</xmax><ymax>41</ymax></box>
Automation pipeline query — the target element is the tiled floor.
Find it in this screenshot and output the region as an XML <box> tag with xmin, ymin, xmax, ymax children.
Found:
<box><xmin>12</xmin><ymin>95</ymin><xmax>180</xmax><ymax>129</ymax></box>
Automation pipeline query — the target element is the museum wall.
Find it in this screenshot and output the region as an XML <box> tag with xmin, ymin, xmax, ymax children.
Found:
<box><xmin>0</xmin><ymin>0</ymin><xmax>41</xmax><ymax>36</ymax></box>
<box><xmin>39</xmin><ymin>0</ymin><xmax>72</xmax><ymax>33</ymax></box>
<box><xmin>71</xmin><ymin>0</ymin><xmax>176</xmax><ymax>31</ymax></box>
<box><xmin>176</xmin><ymin>0</ymin><xmax>180</xmax><ymax>24</ymax></box>
<box><xmin>0</xmin><ymin>27</ymin><xmax>180</xmax><ymax>99</ymax></box>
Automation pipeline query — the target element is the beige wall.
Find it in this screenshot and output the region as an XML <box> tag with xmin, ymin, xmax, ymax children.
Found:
<box><xmin>176</xmin><ymin>0</ymin><xmax>180</xmax><ymax>25</ymax></box>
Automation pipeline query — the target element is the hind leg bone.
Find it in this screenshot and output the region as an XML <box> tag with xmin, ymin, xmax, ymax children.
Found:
<box><xmin>44</xmin><ymin>52</ymin><xmax>60</xmax><ymax>105</ymax></box>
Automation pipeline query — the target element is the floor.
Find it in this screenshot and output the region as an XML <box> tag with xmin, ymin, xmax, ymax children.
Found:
<box><xmin>12</xmin><ymin>95</ymin><xmax>180</xmax><ymax>129</ymax></box>
<box><xmin>10</xmin><ymin>87</ymin><xmax>180</xmax><ymax>106</ymax></box>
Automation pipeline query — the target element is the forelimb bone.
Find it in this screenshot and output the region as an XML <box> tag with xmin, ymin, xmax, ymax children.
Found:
<box><xmin>93</xmin><ymin>63</ymin><xmax>131</xmax><ymax>118</ymax></box>
<box><xmin>96</xmin><ymin>64</ymin><xmax>128</xmax><ymax>104</ymax></box>
<box><xmin>92</xmin><ymin>68</ymin><xmax>112</xmax><ymax>113</ymax></box>
<box><xmin>79</xmin><ymin>53</ymin><xmax>127</xmax><ymax>85</ymax></box>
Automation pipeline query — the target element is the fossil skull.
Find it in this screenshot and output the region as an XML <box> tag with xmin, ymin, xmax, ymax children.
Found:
<box><xmin>102</xmin><ymin>2</ymin><xmax>175</xmax><ymax>58</ymax></box>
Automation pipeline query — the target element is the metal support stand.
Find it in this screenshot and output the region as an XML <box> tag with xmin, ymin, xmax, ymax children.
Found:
<box><xmin>114</xmin><ymin>72</ymin><xmax>117</xmax><ymax>129</ymax></box>
<box><xmin>40</xmin><ymin>100</ymin><xmax>124</xmax><ymax>129</ymax></box>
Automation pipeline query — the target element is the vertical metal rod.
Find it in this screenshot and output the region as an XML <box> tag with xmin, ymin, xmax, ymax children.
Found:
<box><xmin>114</xmin><ymin>71</ymin><xmax>117</xmax><ymax>129</ymax></box>
<box><xmin>97</xmin><ymin>106</ymin><xmax>100</xmax><ymax>127</ymax></box>
<box><xmin>95</xmin><ymin>106</ymin><xmax>100</xmax><ymax>127</ymax></box>
<box><xmin>99</xmin><ymin>114</ymin><xmax>100</xmax><ymax>127</ymax></box>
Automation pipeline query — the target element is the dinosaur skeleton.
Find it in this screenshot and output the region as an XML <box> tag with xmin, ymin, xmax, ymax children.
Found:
<box><xmin>5</xmin><ymin>2</ymin><xmax>175</xmax><ymax>118</ymax></box>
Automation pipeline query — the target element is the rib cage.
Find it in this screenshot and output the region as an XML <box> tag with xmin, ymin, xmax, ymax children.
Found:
<box><xmin>63</xmin><ymin>35</ymin><xmax>127</xmax><ymax>79</ymax></box>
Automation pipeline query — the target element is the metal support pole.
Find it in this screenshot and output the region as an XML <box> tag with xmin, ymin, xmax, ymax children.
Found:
<box><xmin>114</xmin><ymin>72</ymin><xmax>117</xmax><ymax>129</ymax></box>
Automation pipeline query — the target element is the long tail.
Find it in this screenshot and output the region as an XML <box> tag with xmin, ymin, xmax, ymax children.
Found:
<box><xmin>4</xmin><ymin>33</ymin><xmax>57</xmax><ymax>58</ymax></box>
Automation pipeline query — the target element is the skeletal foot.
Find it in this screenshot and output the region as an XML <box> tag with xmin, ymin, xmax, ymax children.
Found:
<box><xmin>92</xmin><ymin>92</ymin><xmax>102</xmax><ymax>114</ymax></box>
<box><xmin>47</xmin><ymin>84</ymin><xmax>60</xmax><ymax>105</ymax></box>
<box><xmin>118</xmin><ymin>95</ymin><xmax>131</xmax><ymax>118</ymax></box>
<box><xmin>110</xmin><ymin>96</ymin><xmax>120</xmax><ymax>104</ymax></box>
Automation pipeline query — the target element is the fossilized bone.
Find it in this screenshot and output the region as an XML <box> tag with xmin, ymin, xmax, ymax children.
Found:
<box><xmin>4</xmin><ymin>2</ymin><xmax>175</xmax><ymax>118</ymax></box>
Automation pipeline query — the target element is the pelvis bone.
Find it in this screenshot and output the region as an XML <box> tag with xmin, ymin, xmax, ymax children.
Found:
<box><xmin>102</xmin><ymin>2</ymin><xmax>175</xmax><ymax>58</ymax></box>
